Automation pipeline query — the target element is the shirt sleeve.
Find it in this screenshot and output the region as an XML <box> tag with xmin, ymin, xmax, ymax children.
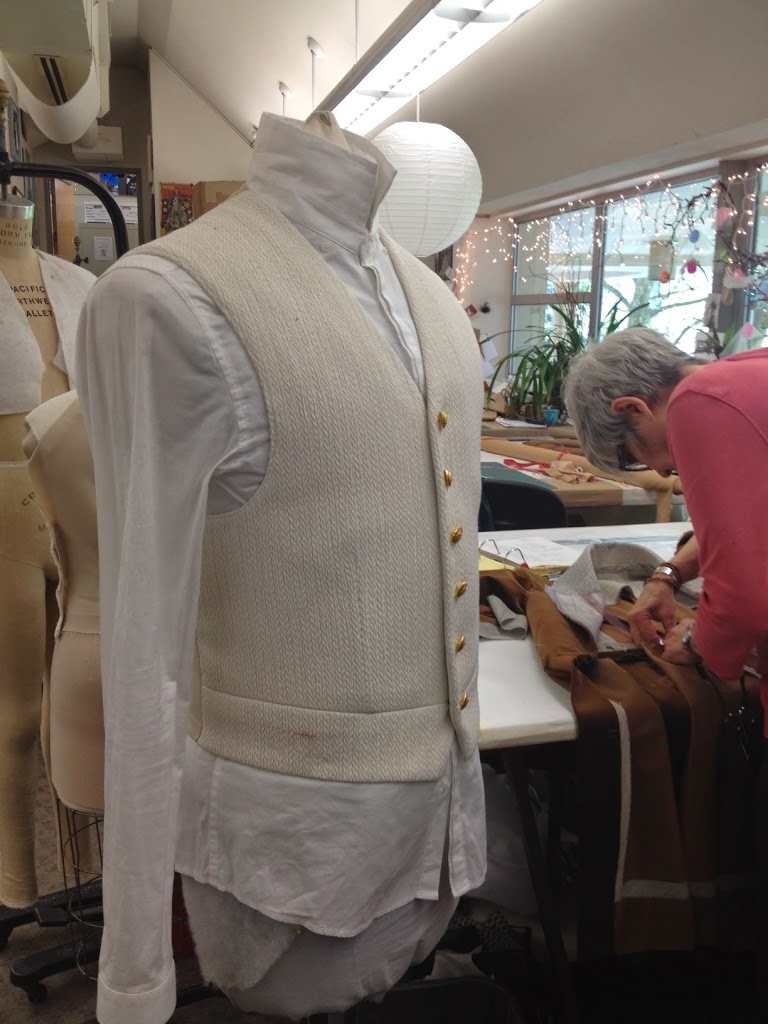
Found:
<box><xmin>668</xmin><ymin>386</ymin><xmax>768</xmax><ymax>679</ymax></box>
<box><xmin>75</xmin><ymin>263</ymin><xmax>240</xmax><ymax>1024</ymax></box>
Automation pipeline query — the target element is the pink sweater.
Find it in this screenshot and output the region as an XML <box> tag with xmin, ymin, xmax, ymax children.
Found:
<box><xmin>667</xmin><ymin>349</ymin><xmax>768</xmax><ymax>730</ymax></box>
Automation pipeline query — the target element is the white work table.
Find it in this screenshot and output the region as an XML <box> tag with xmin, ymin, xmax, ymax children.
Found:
<box><xmin>476</xmin><ymin>521</ymin><xmax>692</xmax><ymax>751</ymax></box>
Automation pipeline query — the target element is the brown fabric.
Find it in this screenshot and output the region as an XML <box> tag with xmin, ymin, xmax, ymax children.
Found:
<box><xmin>535</xmin><ymin>439</ymin><xmax>585</xmax><ymax>454</ymax></box>
<box><xmin>546</xmin><ymin>459</ymin><xmax>595</xmax><ymax>484</ymax></box>
<box><xmin>479</xmin><ymin>568</ymin><xmax>762</xmax><ymax>958</ymax></box>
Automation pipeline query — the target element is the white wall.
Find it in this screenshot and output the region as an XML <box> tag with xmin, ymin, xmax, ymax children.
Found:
<box><xmin>455</xmin><ymin>217</ymin><xmax>514</xmax><ymax>365</ymax></box>
<box><xmin>149</xmin><ymin>49</ymin><xmax>252</xmax><ymax>232</ymax></box>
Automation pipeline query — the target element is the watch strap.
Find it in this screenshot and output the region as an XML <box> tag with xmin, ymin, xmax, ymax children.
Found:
<box><xmin>649</xmin><ymin>563</ymin><xmax>682</xmax><ymax>590</ymax></box>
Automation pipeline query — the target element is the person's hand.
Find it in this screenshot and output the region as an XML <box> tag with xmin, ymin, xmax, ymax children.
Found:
<box><xmin>628</xmin><ymin>580</ymin><xmax>677</xmax><ymax>647</ymax></box>
<box><xmin>661</xmin><ymin>621</ymin><xmax>700</xmax><ymax>666</ymax></box>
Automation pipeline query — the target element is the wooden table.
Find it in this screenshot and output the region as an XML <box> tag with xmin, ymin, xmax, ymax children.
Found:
<box><xmin>481</xmin><ymin>450</ymin><xmax>687</xmax><ymax>513</ymax></box>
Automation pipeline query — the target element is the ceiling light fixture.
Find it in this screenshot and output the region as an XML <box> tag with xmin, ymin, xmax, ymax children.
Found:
<box><xmin>307</xmin><ymin>37</ymin><xmax>326</xmax><ymax>109</ymax></box>
<box><xmin>318</xmin><ymin>0</ymin><xmax>543</xmax><ymax>136</ymax></box>
<box><xmin>278</xmin><ymin>81</ymin><xmax>292</xmax><ymax>116</ymax></box>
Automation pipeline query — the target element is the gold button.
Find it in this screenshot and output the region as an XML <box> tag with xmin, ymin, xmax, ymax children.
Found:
<box><xmin>454</xmin><ymin>581</ymin><xmax>468</xmax><ymax>599</ymax></box>
<box><xmin>294</xmin><ymin>927</ymin><xmax>303</xmax><ymax>937</ymax></box>
<box><xmin>443</xmin><ymin>469</ymin><xmax>453</xmax><ymax>487</ymax></box>
<box><xmin>437</xmin><ymin>410</ymin><xmax>448</xmax><ymax>430</ymax></box>
<box><xmin>455</xmin><ymin>636</ymin><xmax>466</xmax><ymax>653</ymax></box>
<box><xmin>459</xmin><ymin>692</ymin><xmax>469</xmax><ymax>710</ymax></box>
<box><xmin>450</xmin><ymin>526</ymin><xmax>463</xmax><ymax>545</ymax></box>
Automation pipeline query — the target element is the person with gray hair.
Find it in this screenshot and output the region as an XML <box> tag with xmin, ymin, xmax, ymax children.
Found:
<box><xmin>565</xmin><ymin>328</ymin><xmax>704</xmax><ymax>476</ymax></box>
<box><xmin>565</xmin><ymin>324</ymin><xmax>768</xmax><ymax>966</ymax></box>
<box><xmin>563</xmin><ymin>326</ymin><xmax>768</xmax><ymax>681</ymax></box>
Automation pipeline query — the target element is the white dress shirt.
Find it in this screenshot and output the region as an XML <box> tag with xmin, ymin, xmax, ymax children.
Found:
<box><xmin>76</xmin><ymin>114</ymin><xmax>485</xmax><ymax>1024</ymax></box>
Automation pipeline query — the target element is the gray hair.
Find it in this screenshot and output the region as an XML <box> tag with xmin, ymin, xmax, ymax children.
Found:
<box><xmin>564</xmin><ymin>327</ymin><xmax>699</xmax><ymax>473</ymax></box>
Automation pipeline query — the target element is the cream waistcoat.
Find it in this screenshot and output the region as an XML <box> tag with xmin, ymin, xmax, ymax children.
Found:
<box><xmin>0</xmin><ymin>253</ymin><xmax>94</xmax><ymax>414</ymax></box>
<box><xmin>140</xmin><ymin>190</ymin><xmax>483</xmax><ymax>783</ymax></box>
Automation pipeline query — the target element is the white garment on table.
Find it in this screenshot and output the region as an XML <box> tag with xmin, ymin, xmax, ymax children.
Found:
<box><xmin>77</xmin><ymin>113</ymin><xmax>485</xmax><ymax>1024</ymax></box>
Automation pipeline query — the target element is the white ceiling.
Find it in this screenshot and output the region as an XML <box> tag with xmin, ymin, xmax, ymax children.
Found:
<box><xmin>375</xmin><ymin>0</ymin><xmax>768</xmax><ymax>211</ymax></box>
<box><xmin>107</xmin><ymin>0</ymin><xmax>768</xmax><ymax>210</ymax></box>
<box><xmin>108</xmin><ymin>0</ymin><xmax>411</xmax><ymax>138</ymax></box>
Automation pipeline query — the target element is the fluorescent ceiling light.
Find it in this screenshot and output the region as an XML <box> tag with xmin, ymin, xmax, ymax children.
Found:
<box><xmin>320</xmin><ymin>0</ymin><xmax>543</xmax><ymax>136</ymax></box>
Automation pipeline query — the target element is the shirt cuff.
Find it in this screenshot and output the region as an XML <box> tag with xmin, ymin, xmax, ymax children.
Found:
<box><xmin>96</xmin><ymin>963</ymin><xmax>176</xmax><ymax>1024</ymax></box>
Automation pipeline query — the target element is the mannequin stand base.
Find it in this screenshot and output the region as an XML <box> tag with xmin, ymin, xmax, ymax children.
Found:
<box><xmin>0</xmin><ymin>877</ymin><xmax>102</xmax><ymax>950</ymax></box>
<box><xmin>10</xmin><ymin>931</ymin><xmax>101</xmax><ymax>1004</ymax></box>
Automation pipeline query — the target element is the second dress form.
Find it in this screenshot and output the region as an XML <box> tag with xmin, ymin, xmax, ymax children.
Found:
<box><xmin>23</xmin><ymin>392</ymin><xmax>103</xmax><ymax>817</ymax></box>
<box><xmin>0</xmin><ymin>198</ymin><xmax>92</xmax><ymax>907</ymax></box>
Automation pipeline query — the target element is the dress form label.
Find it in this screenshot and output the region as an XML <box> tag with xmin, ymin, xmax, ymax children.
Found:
<box><xmin>0</xmin><ymin>218</ymin><xmax>33</xmax><ymax>255</ymax></box>
<box><xmin>0</xmin><ymin>234</ymin><xmax>69</xmax><ymax>416</ymax></box>
<box><xmin>12</xmin><ymin>283</ymin><xmax>53</xmax><ymax>318</ymax></box>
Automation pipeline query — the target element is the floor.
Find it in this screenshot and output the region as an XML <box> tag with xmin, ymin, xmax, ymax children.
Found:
<box><xmin>574</xmin><ymin>950</ymin><xmax>761</xmax><ymax>1024</ymax></box>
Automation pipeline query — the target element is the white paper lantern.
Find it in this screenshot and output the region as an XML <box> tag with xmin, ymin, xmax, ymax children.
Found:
<box><xmin>373</xmin><ymin>122</ymin><xmax>482</xmax><ymax>258</ymax></box>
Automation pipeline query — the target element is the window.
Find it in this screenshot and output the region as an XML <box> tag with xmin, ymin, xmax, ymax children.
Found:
<box><xmin>509</xmin><ymin>176</ymin><xmax>720</xmax><ymax>356</ymax></box>
<box><xmin>746</xmin><ymin>169</ymin><xmax>768</xmax><ymax>336</ymax></box>
<box><xmin>510</xmin><ymin>207</ymin><xmax>594</xmax><ymax>353</ymax></box>
<box><xmin>601</xmin><ymin>181</ymin><xmax>718</xmax><ymax>352</ymax></box>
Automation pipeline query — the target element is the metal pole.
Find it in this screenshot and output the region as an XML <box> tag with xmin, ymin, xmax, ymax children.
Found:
<box><xmin>0</xmin><ymin>157</ymin><xmax>129</xmax><ymax>256</ymax></box>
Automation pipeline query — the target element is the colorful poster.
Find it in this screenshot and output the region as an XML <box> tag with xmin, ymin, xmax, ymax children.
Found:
<box><xmin>160</xmin><ymin>182</ymin><xmax>193</xmax><ymax>235</ymax></box>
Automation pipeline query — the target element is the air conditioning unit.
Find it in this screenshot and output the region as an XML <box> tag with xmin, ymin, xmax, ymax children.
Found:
<box><xmin>71</xmin><ymin>124</ymin><xmax>123</xmax><ymax>162</ymax></box>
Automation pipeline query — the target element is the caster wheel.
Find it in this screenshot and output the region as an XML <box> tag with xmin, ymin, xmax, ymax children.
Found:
<box><xmin>26</xmin><ymin>982</ymin><xmax>48</xmax><ymax>1004</ymax></box>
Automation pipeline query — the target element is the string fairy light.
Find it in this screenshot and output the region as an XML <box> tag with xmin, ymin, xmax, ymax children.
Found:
<box><xmin>453</xmin><ymin>161</ymin><xmax>768</xmax><ymax>306</ymax></box>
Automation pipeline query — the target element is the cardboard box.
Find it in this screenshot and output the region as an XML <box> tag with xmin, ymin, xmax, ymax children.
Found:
<box><xmin>191</xmin><ymin>180</ymin><xmax>244</xmax><ymax>219</ymax></box>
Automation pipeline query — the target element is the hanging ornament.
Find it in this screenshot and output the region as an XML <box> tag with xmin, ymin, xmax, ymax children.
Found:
<box><xmin>716</xmin><ymin>207</ymin><xmax>733</xmax><ymax>228</ymax></box>
<box><xmin>686</xmin><ymin>260</ymin><xmax>698</xmax><ymax>274</ymax></box>
<box><xmin>659</xmin><ymin>270</ymin><xmax>670</xmax><ymax>284</ymax></box>
<box><xmin>723</xmin><ymin>267</ymin><xmax>752</xmax><ymax>289</ymax></box>
<box><xmin>742</xmin><ymin>322</ymin><xmax>755</xmax><ymax>341</ymax></box>
<box><xmin>373</xmin><ymin>122</ymin><xmax>482</xmax><ymax>257</ymax></box>
<box><xmin>688</xmin><ymin>229</ymin><xmax>700</xmax><ymax>243</ymax></box>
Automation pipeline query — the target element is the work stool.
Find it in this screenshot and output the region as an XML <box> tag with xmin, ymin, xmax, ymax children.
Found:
<box><xmin>480</xmin><ymin>479</ymin><xmax>567</xmax><ymax>532</ymax></box>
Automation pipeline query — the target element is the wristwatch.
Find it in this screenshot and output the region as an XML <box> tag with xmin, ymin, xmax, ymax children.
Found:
<box><xmin>681</xmin><ymin>620</ymin><xmax>700</xmax><ymax>658</ymax></box>
<box><xmin>649</xmin><ymin>563</ymin><xmax>682</xmax><ymax>590</ymax></box>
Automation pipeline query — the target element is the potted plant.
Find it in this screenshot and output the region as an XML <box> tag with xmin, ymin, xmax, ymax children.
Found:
<box><xmin>484</xmin><ymin>286</ymin><xmax>648</xmax><ymax>422</ymax></box>
<box><xmin>685</xmin><ymin>321</ymin><xmax>763</xmax><ymax>359</ymax></box>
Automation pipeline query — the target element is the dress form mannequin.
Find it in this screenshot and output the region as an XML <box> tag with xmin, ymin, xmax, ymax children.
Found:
<box><xmin>78</xmin><ymin>112</ymin><xmax>486</xmax><ymax>1023</ymax></box>
<box><xmin>23</xmin><ymin>392</ymin><xmax>103</xmax><ymax>816</ymax></box>
<box><xmin>0</xmin><ymin>195</ymin><xmax>94</xmax><ymax>907</ymax></box>
<box><xmin>0</xmin><ymin>199</ymin><xmax>69</xmax><ymax>458</ymax></box>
